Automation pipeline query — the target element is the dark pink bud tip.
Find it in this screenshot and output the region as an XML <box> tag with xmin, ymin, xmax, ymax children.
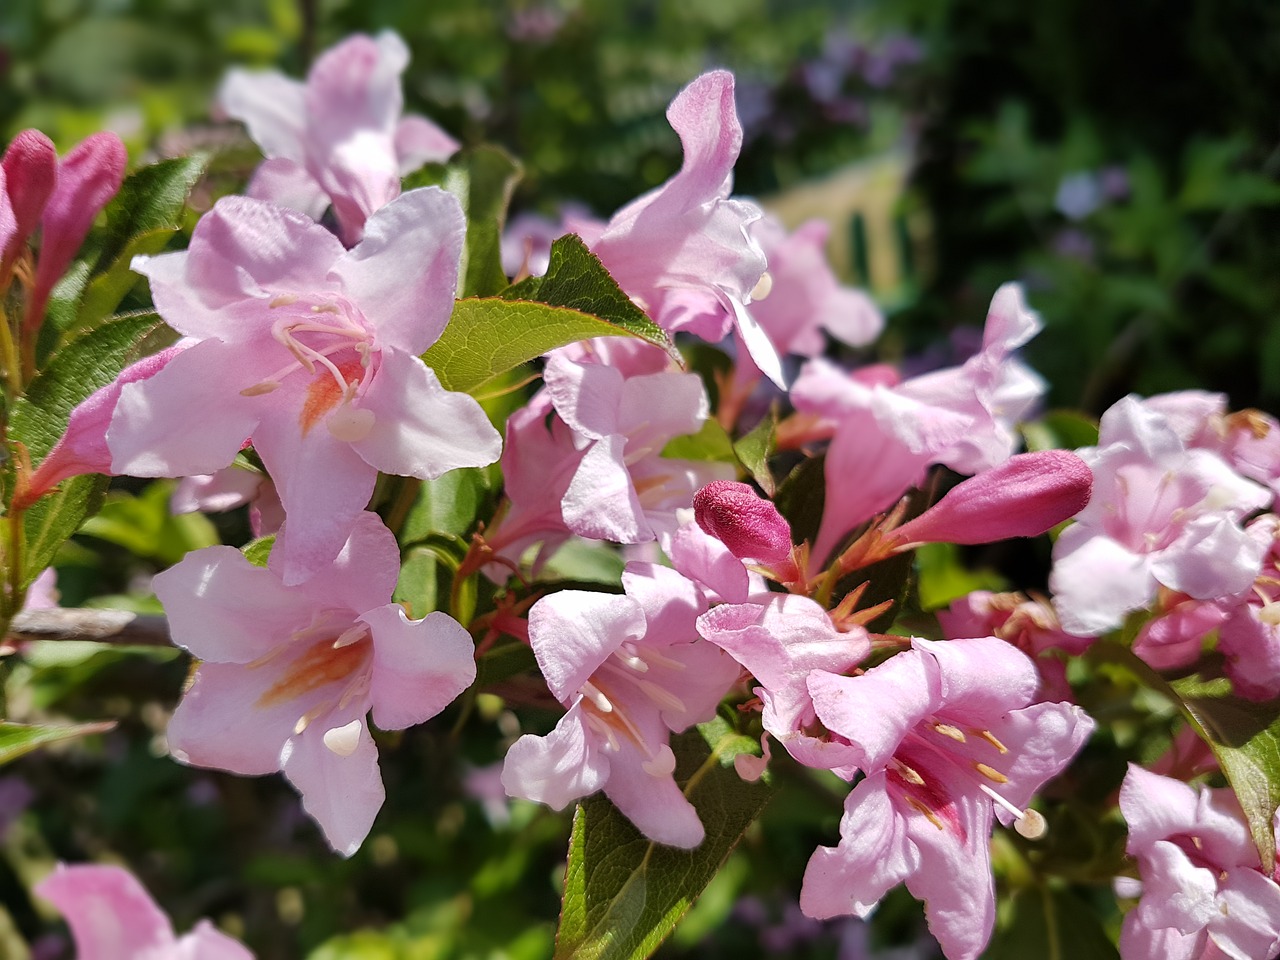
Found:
<box><xmin>694</xmin><ymin>480</ymin><xmax>796</xmax><ymax>575</ymax></box>
<box><xmin>2</xmin><ymin>129</ymin><xmax>58</xmax><ymax>243</ymax></box>
<box><xmin>893</xmin><ymin>450</ymin><xmax>1093</xmax><ymax>547</ymax></box>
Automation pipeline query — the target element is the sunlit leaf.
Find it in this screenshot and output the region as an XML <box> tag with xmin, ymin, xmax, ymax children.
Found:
<box><xmin>555</xmin><ymin>715</ymin><xmax>770</xmax><ymax>960</ymax></box>
<box><xmin>0</xmin><ymin>720</ymin><xmax>115</xmax><ymax>766</ymax></box>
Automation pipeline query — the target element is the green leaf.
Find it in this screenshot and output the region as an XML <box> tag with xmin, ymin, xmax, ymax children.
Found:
<box><xmin>555</xmin><ymin>715</ymin><xmax>770</xmax><ymax>960</ymax></box>
<box><xmin>774</xmin><ymin>455</ymin><xmax>825</xmax><ymax>555</ymax></box>
<box><xmin>425</xmin><ymin>299</ymin><xmax>668</xmax><ymax>395</ymax></box>
<box><xmin>733</xmin><ymin>410</ymin><xmax>777</xmax><ymax>496</ymax></box>
<box><xmin>79</xmin><ymin>480</ymin><xmax>220</xmax><ymax>565</ymax></box>
<box><xmin>94</xmin><ymin>154</ymin><xmax>209</xmax><ymax>271</ymax></box>
<box><xmin>73</xmin><ymin>228</ymin><xmax>175</xmax><ymax>334</ymax></box>
<box><xmin>0</xmin><ymin>719</ymin><xmax>115</xmax><ymax>766</ymax></box>
<box><xmin>983</xmin><ymin>887</ymin><xmax>1119</xmax><ymax>960</ymax></box>
<box><xmin>410</xmin><ymin>146</ymin><xmax>521</xmax><ymax>298</ymax></box>
<box><xmin>1021</xmin><ymin>410</ymin><xmax>1099</xmax><ymax>453</ymax></box>
<box><xmin>660</xmin><ymin>418</ymin><xmax>736</xmax><ymax>463</ymax></box>
<box><xmin>423</xmin><ymin>235</ymin><xmax>675</xmax><ymax>394</ymax></box>
<box><xmin>243</xmin><ymin>535</ymin><xmax>276</xmax><ymax>568</ymax></box>
<box><xmin>18</xmin><ymin>475</ymin><xmax>108</xmax><ymax>586</ymax></box>
<box><xmin>1169</xmin><ymin>673</ymin><xmax>1280</xmax><ymax>872</ymax></box>
<box><xmin>400</xmin><ymin>467</ymin><xmax>494</xmax><ymax>542</ymax></box>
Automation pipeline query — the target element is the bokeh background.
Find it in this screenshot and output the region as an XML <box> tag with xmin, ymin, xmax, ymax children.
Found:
<box><xmin>1</xmin><ymin>1</ymin><xmax>1279</xmax><ymax>957</ymax></box>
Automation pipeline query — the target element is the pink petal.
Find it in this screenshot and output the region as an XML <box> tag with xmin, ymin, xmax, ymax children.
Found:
<box><xmin>808</xmin><ymin>649</ymin><xmax>940</xmax><ymax>772</ymax></box>
<box><xmin>543</xmin><ymin>353</ymin><xmax>624</xmax><ymax>440</ymax></box>
<box><xmin>501</xmin><ymin>702</ymin><xmax>610</xmax><ymax>810</ymax></box>
<box><xmin>132</xmin><ymin>196</ymin><xmax>344</xmax><ymax>342</ymax></box>
<box><xmin>364</xmin><ymin>606</ymin><xmax>476</xmax><ymax>730</ymax></box>
<box><xmin>166</xmin><ymin>660</ymin><xmax>308</xmax><ymax>776</ymax></box>
<box><xmin>621</xmin><ymin>561</ymin><xmax>705</xmax><ymax>644</ymax></box>
<box><xmin>245</xmin><ymin>157</ymin><xmax>329</xmax><ymax>221</ymax></box>
<box><xmin>351</xmin><ymin>350</ymin><xmax>502</xmax><ymax>479</ymax></box>
<box><xmin>107</xmin><ymin>339</ymin><xmax>267</xmax><ymax>478</ymax></box>
<box><xmin>914</xmin><ymin>637</ymin><xmax>1039</xmax><ymax>719</ymax></box>
<box><xmin>35</xmin><ymin>864</ymin><xmax>174</xmax><ymax>959</ymax></box>
<box><xmin>395</xmin><ymin>115</ymin><xmax>459</xmax><ymax>172</ymax></box>
<box><xmin>602</xmin><ymin>738</ymin><xmax>705</xmax><ymax>848</ymax></box>
<box><xmin>285</xmin><ymin>511</ymin><xmax>400</xmax><ymax>614</ymax></box>
<box><xmin>800</xmin><ymin>772</ymin><xmax>918</xmax><ymax>919</ymax></box>
<box><xmin>1</xmin><ymin>129</ymin><xmax>57</xmax><ymax>251</ymax></box>
<box><xmin>1213</xmin><ymin>868</ymin><xmax>1280</xmax><ymax>959</ymax></box>
<box><xmin>218</xmin><ymin>67</ymin><xmax>309</xmax><ymax>161</ymax></box>
<box><xmin>171</xmin><ymin>467</ymin><xmax>264</xmax><ymax>515</ymax></box>
<box><xmin>254</xmin><ymin>411</ymin><xmax>378</xmax><ymax>586</ymax></box>
<box><xmin>153</xmin><ymin>545</ymin><xmax>316</xmax><ymax>663</ymax></box>
<box><xmin>280</xmin><ymin>705</ymin><xmax>385</xmax><ymax>856</ymax></box>
<box><xmin>666</xmin><ymin>520</ymin><xmax>750</xmax><ymax>602</ymax></box>
<box><xmin>527</xmin><ymin>590</ymin><xmax>646</xmax><ymax>703</ymax></box>
<box><xmin>181</xmin><ymin>920</ymin><xmax>255</xmax><ymax>960</ymax></box>
<box><xmin>331</xmin><ymin>187</ymin><xmax>465</xmax><ymax>354</ymax></box>
<box><xmin>1050</xmin><ymin>527</ymin><xmax>1155</xmax><ymax>636</ymax></box>
<box><xmin>562</xmin><ymin>436</ymin><xmax>650</xmax><ymax>543</ymax></box>
<box><xmin>1152</xmin><ymin>515</ymin><xmax>1267</xmax><ymax>600</ymax></box>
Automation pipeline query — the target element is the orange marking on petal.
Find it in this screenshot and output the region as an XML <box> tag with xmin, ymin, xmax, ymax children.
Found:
<box><xmin>256</xmin><ymin>637</ymin><xmax>368</xmax><ymax>708</ymax></box>
<box><xmin>297</xmin><ymin>357</ymin><xmax>366</xmax><ymax>436</ymax></box>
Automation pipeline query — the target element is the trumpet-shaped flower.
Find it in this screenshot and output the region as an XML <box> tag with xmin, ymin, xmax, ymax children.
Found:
<box><xmin>1050</xmin><ymin>395</ymin><xmax>1270</xmax><ymax>636</ymax></box>
<box><xmin>792</xmin><ymin>283</ymin><xmax>1044</xmax><ymax>562</ymax></box>
<box><xmin>110</xmin><ymin>188</ymin><xmax>501</xmax><ymax>584</ymax></box>
<box><xmin>801</xmin><ymin>638</ymin><xmax>1094</xmax><ymax>960</ymax></box>
<box><xmin>36</xmin><ymin>863</ymin><xmax>253</xmax><ymax>959</ymax></box>
<box><xmin>155</xmin><ymin>512</ymin><xmax>476</xmax><ymax>855</ymax></box>
<box><xmin>502</xmin><ymin>556</ymin><xmax>741</xmax><ymax>847</ymax></box>
<box><xmin>219</xmin><ymin>31</ymin><xmax>457</xmax><ymax>245</ymax></box>
<box><xmin>590</xmin><ymin>71</ymin><xmax>781</xmax><ymax>384</ymax></box>
<box><xmin>1118</xmin><ymin>764</ymin><xmax>1280</xmax><ymax>960</ymax></box>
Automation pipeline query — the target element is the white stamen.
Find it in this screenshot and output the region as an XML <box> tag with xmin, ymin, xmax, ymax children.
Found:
<box><xmin>615</xmin><ymin>652</ymin><xmax>650</xmax><ymax>673</ymax></box>
<box><xmin>634</xmin><ymin>678</ymin><xmax>686</xmax><ymax>714</ymax></box>
<box><xmin>323</xmin><ymin>719</ymin><xmax>363</xmax><ymax>757</ymax></box>
<box><xmin>333</xmin><ymin>625</ymin><xmax>369</xmax><ymax>649</ymax></box>
<box><xmin>750</xmin><ymin>271</ymin><xmax>773</xmax><ymax>301</ymax></box>
<box><xmin>241</xmin><ymin>380</ymin><xmax>281</xmax><ymax>397</ymax></box>
<box><xmin>581</xmin><ymin>681</ymin><xmax>613</xmax><ymax>713</ymax></box>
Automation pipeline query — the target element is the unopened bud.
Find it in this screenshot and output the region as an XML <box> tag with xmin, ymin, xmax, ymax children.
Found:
<box><xmin>2</xmin><ymin>129</ymin><xmax>58</xmax><ymax>249</ymax></box>
<box><xmin>694</xmin><ymin>480</ymin><xmax>798</xmax><ymax>579</ymax></box>
<box><xmin>891</xmin><ymin>450</ymin><xmax>1093</xmax><ymax>547</ymax></box>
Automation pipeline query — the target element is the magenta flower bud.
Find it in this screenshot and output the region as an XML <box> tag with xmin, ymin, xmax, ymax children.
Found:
<box><xmin>694</xmin><ymin>480</ymin><xmax>798</xmax><ymax>578</ymax></box>
<box><xmin>29</xmin><ymin>132</ymin><xmax>127</xmax><ymax>323</ymax></box>
<box><xmin>892</xmin><ymin>450</ymin><xmax>1093</xmax><ymax>547</ymax></box>
<box><xmin>2</xmin><ymin>129</ymin><xmax>58</xmax><ymax>251</ymax></box>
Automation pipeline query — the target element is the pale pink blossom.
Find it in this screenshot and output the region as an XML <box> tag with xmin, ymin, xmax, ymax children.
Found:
<box><xmin>1118</xmin><ymin>764</ymin><xmax>1280</xmax><ymax>960</ymax></box>
<box><xmin>801</xmin><ymin>638</ymin><xmax>1093</xmax><ymax>960</ymax></box>
<box><xmin>589</xmin><ymin>71</ymin><xmax>781</xmax><ymax>384</ymax></box>
<box><xmin>732</xmin><ymin>216</ymin><xmax>882</xmax><ymax>386</ymax></box>
<box><xmin>219</xmin><ymin>31</ymin><xmax>458</xmax><ymax>245</ymax></box>
<box><xmin>697</xmin><ymin>593</ymin><xmax>870</xmax><ymax>774</ymax></box>
<box><xmin>36</xmin><ymin>863</ymin><xmax>253</xmax><ymax>959</ymax></box>
<box><xmin>111</xmin><ymin>189</ymin><xmax>501</xmax><ymax>584</ymax></box>
<box><xmin>792</xmin><ymin>283</ymin><xmax>1044</xmax><ymax>562</ymax></box>
<box><xmin>155</xmin><ymin>512</ymin><xmax>476</xmax><ymax>855</ymax></box>
<box><xmin>502</xmin><ymin>556</ymin><xmax>741</xmax><ymax>847</ymax></box>
<box><xmin>1050</xmin><ymin>395</ymin><xmax>1270</xmax><ymax>636</ymax></box>
<box><xmin>172</xmin><ymin>467</ymin><xmax>284</xmax><ymax>537</ymax></box>
<box><xmin>540</xmin><ymin>350</ymin><xmax>734</xmax><ymax>547</ymax></box>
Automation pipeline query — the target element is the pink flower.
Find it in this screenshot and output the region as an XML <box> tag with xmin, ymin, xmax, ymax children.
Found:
<box><xmin>792</xmin><ymin>283</ymin><xmax>1044</xmax><ymax>562</ymax></box>
<box><xmin>172</xmin><ymin>467</ymin><xmax>284</xmax><ymax>538</ymax></box>
<box><xmin>732</xmin><ymin>216</ymin><xmax>882</xmax><ymax>384</ymax></box>
<box><xmin>540</xmin><ymin>349</ymin><xmax>733</xmax><ymax>547</ymax></box>
<box><xmin>697</xmin><ymin>593</ymin><xmax>870</xmax><ymax>774</ymax></box>
<box><xmin>589</xmin><ymin>71</ymin><xmax>781</xmax><ymax>384</ymax></box>
<box><xmin>501</xmin><ymin>558</ymin><xmax>741</xmax><ymax>847</ymax></box>
<box><xmin>1118</xmin><ymin>764</ymin><xmax>1280</xmax><ymax>960</ymax></box>
<box><xmin>1050</xmin><ymin>395</ymin><xmax>1270</xmax><ymax>636</ymax></box>
<box><xmin>800</xmin><ymin>638</ymin><xmax>1094</xmax><ymax>960</ymax></box>
<box><xmin>35</xmin><ymin>863</ymin><xmax>253</xmax><ymax>959</ymax></box>
<box><xmin>219</xmin><ymin>31</ymin><xmax>458</xmax><ymax>245</ymax></box>
<box><xmin>111</xmin><ymin>189</ymin><xmax>501</xmax><ymax>584</ymax></box>
<box><xmin>155</xmin><ymin>512</ymin><xmax>476</xmax><ymax>855</ymax></box>
<box><xmin>0</xmin><ymin>129</ymin><xmax>57</xmax><ymax>278</ymax></box>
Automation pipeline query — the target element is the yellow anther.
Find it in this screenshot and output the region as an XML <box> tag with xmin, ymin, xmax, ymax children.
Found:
<box><xmin>975</xmin><ymin>763</ymin><xmax>1009</xmax><ymax>784</ymax></box>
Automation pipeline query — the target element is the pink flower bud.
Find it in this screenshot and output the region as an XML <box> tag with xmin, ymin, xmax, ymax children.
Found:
<box><xmin>29</xmin><ymin>133</ymin><xmax>127</xmax><ymax>324</ymax></box>
<box><xmin>13</xmin><ymin>345</ymin><xmax>184</xmax><ymax>509</ymax></box>
<box><xmin>694</xmin><ymin>480</ymin><xmax>797</xmax><ymax>578</ymax></box>
<box><xmin>1</xmin><ymin>129</ymin><xmax>58</xmax><ymax>256</ymax></box>
<box><xmin>891</xmin><ymin>450</ymin><xmax>1093</xmax><ymax>547</ymax></box>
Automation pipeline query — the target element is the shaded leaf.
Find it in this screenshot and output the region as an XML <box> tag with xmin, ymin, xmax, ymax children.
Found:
<box><xmin>774</xmin><ymin>454</ymin><xmax>825</xmax><ymax>552</ymax></box>
<box><xmin>410</xmin><ymin>146</ymin><xmax>522</xmax><ymax>298</ymax></box>
<box><xmin>1021</xmin><ymin>410</ymin><xmax>1100</xmax><ymax>453</ymax></box>
<box><xmin>1169</xmin><ymin>673</ymin><xmax>1280</xmax><ymax>872</ymax></box>
<box><xmin>555</xmin><ymin>715</ymin><xmax>770</xmax><ymax>960</ymax></box>
<box><xmin>94</xmin><ymin>154</ymin><xmax>209</xmax><ymax>270</ymax></box>
<box><xmin>733</xmin><ymin>410</ymin><xmax>777</xmax><ymax>496</ymax></box>
<box><xmin>661</xmin><ymin>419</ymin><xmax>736</xmax><ymax>463</ymax></box>
<box><xmin>0</xmin><ymin>720</ymin><xmax>115</xmax><ymax>766</ymax></box>
<box><xmin>983</xmin><ymin>887</ymin><xmax>1118</xmax><ymax>960</ymax></box>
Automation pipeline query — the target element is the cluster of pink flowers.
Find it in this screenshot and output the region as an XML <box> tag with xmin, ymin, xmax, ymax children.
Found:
<box><xmin>14</xmin><ymin>26</ymin><xmax>1280</xmax><ymax>960</ymax></box>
